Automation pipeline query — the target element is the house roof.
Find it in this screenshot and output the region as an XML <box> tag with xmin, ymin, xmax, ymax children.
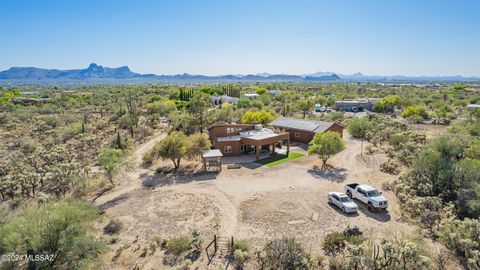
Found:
<box><xmin>270</xmin><ymin>117</ymin><xmax>336</xmax><ymax>133</ymax></box>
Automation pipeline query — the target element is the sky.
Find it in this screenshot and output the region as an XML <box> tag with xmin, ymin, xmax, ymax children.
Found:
<box><xmin>1</xmin><ymin>0</ymin><xmax>479</xmax><ymax>76</ymax></box>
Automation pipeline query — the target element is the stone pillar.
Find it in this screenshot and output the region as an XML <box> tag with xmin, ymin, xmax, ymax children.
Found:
<box><xmin>256</xmin><ymin>145</ymin><xmax>260</xmax><ymax>160</ymax></box>
<box><xmin>271</xmin><ymin>143</ymin><xmax>275</xmax><ymax>155</ymax></box>
<box><xmin>287</xmin><ymin>139</ymin><xmax>290</xmax><ymax>154</ymax></box>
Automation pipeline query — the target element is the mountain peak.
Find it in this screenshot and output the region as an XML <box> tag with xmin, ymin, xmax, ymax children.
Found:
<box><xmin>87</xmin><ymin>63</ymin><xmax>100</xmax><ymax>69</ymax></box>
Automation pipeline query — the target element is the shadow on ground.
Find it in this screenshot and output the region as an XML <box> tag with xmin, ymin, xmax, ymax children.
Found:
<box><xmin>354</xmin><ymin>199</ymin><xmax>391</xmax><ymax>222</ymax></box>
<box><xmin>307</xmin><ymin>165</ymin><xmax>348</xmax><ymax>182</ymax></box>
<box><xmin>141</xmin><ymin>171</ymin><xmax>219</xmax><ymax>188</ymax></box>
<box><xmin>97</xmin><ymin>193</ymin><xmax>130</xmax><ymax>211</ymax></box>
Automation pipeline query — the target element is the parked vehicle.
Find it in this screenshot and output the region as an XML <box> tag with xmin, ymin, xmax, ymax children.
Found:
<box><xmin>315</xmin><ymin>104</ymin><xmax>323</xmax><ymax>112</ymax></box>
<box><xmin>328</xmin><ymin>192</ymin><xmax>358</xmax><ymax>214</ymax></box>
<box><xmin>344</xmin><ymin>183</ymin><xmax>388</xmax><ymax>211</ymax></box>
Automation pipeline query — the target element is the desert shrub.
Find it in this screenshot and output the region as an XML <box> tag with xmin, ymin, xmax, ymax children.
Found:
<box><xmin>233</xmin><ymin>239</ymin><xmax>250</xmax><ymax>252</ymax></box>
<box><xmin>104</xmin><ymin>219</ymin><xmax>123</xmax><ymax>235</ymax></box>
<box><xmin>0</xmin><ymin>200</ymin><xmax>105</xmax><ymax>269</ymax></box>
<box><xmin>233</xmin><ymin>249</ymin><xmax>250</xmax><ymax>270</ymax></box>
<box><xmin>380</xmin><ymin>160</ymin><xmax>400</xmax><ymax>175</ymax></box>
<box><xmin>256</xmin><ymin>237</ymin><xmax>312</xmax><ymax>270</ymax></box>
<box><xmin>382</xmin><ymin>181</ymin><xmax>395</xmax><ymax>192</ymax></box>
<box><xmin>420</xmin><ymin>211</ymin><xmax>441</xmax><ymax>236</ymax></box>
<box><xmin>190</xmin><ymin>229</ymin><xmax>202</xmax><ymax>250</ymax></box>
<box><xmin>324</xmin><ymin>231</ymin><xmax>365</xmax><ymax>257</ymax></box>
<box><xmin>166</xmin><ymin>236</ymin><xmax>191</xmax><ymax>255</ymax></box>
<box><xmin>439</xmin><ymin>217</ymin><xmax>480</xmax><ymax>265</ymax></box>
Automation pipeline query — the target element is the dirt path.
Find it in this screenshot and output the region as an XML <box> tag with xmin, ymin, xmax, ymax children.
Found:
<box><xmin>93</xmin><ymin>132</ymin><xmax>166</xmax><ymax>206</ymax></box>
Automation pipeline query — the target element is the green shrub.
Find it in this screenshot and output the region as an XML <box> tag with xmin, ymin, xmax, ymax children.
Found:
<box><xmin>166</xmin><ymin>236</ymin><xmax>191</xmax><ymax>255</ymax></box>
<box><xmin>0</xmin><ymin>200</ymin><xmax>105</xmax><ymax>269</ymax></box>
<box><xmin>233</xmin><ymin>239</ymin><xmax>249</xmax><ymax>252</ymax></box>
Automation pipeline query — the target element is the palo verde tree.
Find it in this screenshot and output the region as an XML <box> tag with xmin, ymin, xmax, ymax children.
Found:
<box><xmin>295</xmin><ymin>99</ymin><xmax>314</xmax><ymax>118</ymax></box>
<box><xmin>308</xmin><ymin>131</ymin><xmax>345</xmax><ymax>170</ymax></box>
<box><xmin>98</xmin><ymin>147</ymin><xmax>134</xmax><ymax>186</ymax></box>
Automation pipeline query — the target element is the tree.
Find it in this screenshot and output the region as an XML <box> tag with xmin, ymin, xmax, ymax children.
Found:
<box><xmin>186</xmin><ymin>132</ymin><xmax>212</xmax><ymax>160</ymax></box>
<box><xmin>347</xmin><ymin>118</ymin><xmax>374</xmax><ymax>156</ymax></box>
<box><xmin>0</xmin><ymin>200</ymin><xmax>105</xmax><ymax>269</ymax></box>
<box><xmin>256</xmin><ymin>87</ymin><xmax>267</xmax><ymax>95</ymax></box>
<box><xmin>98</xmin><ymin>147</ymin><xmax>123</xmax><ymax>185</ymax></box>
<box><xmin>295</xmin><ymin>99</ymin><xmax>313</xmax><ymax>118</ymax></box>
<box><xmin>168</xmin><ymin>111</ymin><xmax>197</xmax><ymax>135</ymax></box>
<box><xmin>308</xmin><ymin>131</ymin><xmax>345</xmax><ymax>170</ymax></box>
<box><xmin>373</xmin><ymin>95</ymin><xmax>401</xmax><ymax>112</ymax></box>
<box><xmin>236</xmin><ymin>98</ymin><xmax>252</xmax><ymax>109</ymax></box>
<box><xmin>188</xmin><ymin>92</ymin><xmax>211</xmax><ymax>132</ymax></box>
<box><xmin>241</xmin><ymin>110</ymin><xmax>275</xmax><ymax>124</ymax></box>
<box><xmin>154</xmin><ymin>131</ymin><xmax>189</xmax><ymax>171</ymax></box>
<box><xmin>146</xmin><ymin>99</ymin><xmax>177</xmax><ymax>116</ymax></box>
<box><xmin>401</xmin><ymin>105</ymin><xmax>428</xmax><ymax>120</ymax></box>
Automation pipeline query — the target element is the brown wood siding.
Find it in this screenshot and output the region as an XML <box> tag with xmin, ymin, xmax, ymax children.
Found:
<box><xmin>214</xmin><ymin>140</ymin><xmax>243</xmax><ymax>156</ymax></box>
<box><xmin>280</xmin><ymin>128</ymin><xmax>315</xmax><ymax>143</ymax></box>
<box><xmin>326</xmin><ymin>123</ymin><xmax>344</xmax><ymax>138</ymax></box>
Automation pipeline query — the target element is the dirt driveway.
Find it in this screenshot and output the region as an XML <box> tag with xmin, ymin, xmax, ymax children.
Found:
<box><xmin>99</xmin><ymin>134</ymin><xmax>414</xmax><ymax>268</ymax></box>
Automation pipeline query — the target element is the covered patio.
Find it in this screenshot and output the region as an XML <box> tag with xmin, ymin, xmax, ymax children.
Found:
<box><xmin>239</xmin><ymin>130</ymin><xmax>290</xmax><ymax>160</ymax></box>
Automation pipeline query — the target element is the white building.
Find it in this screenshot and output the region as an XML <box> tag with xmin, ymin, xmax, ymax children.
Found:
<box><xmin>211</xmin><ymin>95</ymin><xmax>238</xmax><ymax>105</ymax></box>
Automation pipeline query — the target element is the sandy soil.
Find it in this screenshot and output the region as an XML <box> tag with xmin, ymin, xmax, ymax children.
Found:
<box><xmin>96</xmin><ymin>134</ymin><xmax>419</xmax><ymax>269</ymax></box>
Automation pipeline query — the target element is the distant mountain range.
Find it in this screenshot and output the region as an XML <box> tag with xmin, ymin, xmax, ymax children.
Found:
<box><xmin>0</xmin><ymin>63</ymin><xmax>478</xmax><ymax>83</ymax></box>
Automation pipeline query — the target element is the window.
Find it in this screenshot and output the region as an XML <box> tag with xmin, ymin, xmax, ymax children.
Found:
<box><xmin>294</xmin><ymin>132</ymin><xmax>301</xmax><ymax>137</ymax></box>
<box><xmin>224</xmin><ymin>145</ymin><xmax>232</xmax><ymax>153</ymax></box>
<box><xmin>240</xmin><ymin>144</ymin><xmax>246</xmax><ymax>152</ymax></box>
<box><xmin>227</xmin><ymin>127</ymin><xmax>236</xmax><ymax>134</ymax></box>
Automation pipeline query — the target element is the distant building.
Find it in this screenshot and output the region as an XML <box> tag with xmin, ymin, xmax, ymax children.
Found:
<box><xmin>466</xmin><ymin>104</ymin><xmax>480</xmax><ymax>110</ymax></box>
<box><xmin>11</xmin><ymin>97</ymin><xmax>50</xmax><ymax>104</ymax></box>
<box><xmin>334</xmin><ymin>98</ymin><xmax>380</xmax><ymax>112</ymax></box>
<box><xmin>242</xmin><ymin>93</ymin><xmax>259</xmax><ymax>99</ymax></box>
<box><xmin>211</xmin><ymin>95</ymin><xmax>239</xmax><ymax>106</ymax></box>
<box><xmin>269</xmin><ymin>117</ymin><xmax>343</xmax><ymax>143</ymax></box>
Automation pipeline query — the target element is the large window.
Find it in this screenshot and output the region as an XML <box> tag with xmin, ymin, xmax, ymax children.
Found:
<box><xmin>227</xmin><ymin>127</ymin><xmax>237</xmax><ymax>134</ymax></box>
<box><xmin>224</xmin><ymin>145</ymin><xmax>232</xmax><ymax>153</ymax></box>
<box><xmin>240</xmin><ymin>144</ymin><xmax>246</xmax><ymax>152</ymax></box>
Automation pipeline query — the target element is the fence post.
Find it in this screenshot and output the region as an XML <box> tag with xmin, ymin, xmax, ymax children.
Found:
<box><xmin>214</xmin><ymin>235</ymin><xmax>217</xmax><ymax>253</ymax></box>
<box><xmin>231</xmin><ymin>236</ymin><xmax>234</xmax><ymax>254</ymax></box>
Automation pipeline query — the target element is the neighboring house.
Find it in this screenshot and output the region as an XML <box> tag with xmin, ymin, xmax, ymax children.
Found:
<box><xmin>242</xmin><ymin>93</ymin><xmax>259</xmax><ymax>99</ymax></box>
<box><xmin>269</xmin><ymin>117</ymin><xmax>343</xmax><ymax>143</ymax></box>
<box><xmin>466</xmin><ymin>104</ymin><xmax>480</xmax><ymax>110</ymax></box>
<box><xmin>207</xmin><ymin>123</ymin><xmax>290</xmax><ymax>159</ymax></box>
<box><xmin>334</xmin><ymin>98</ymin><xmax>381</xmax><ymax>112</ymax></box>
<box><xmin>11</xmin><ymin>97</ymin><xmax>50</xmax><ymax>104</ymax></box>
<box><xmin>211</xmin><ymin>95</ymin><xmax>239</xmax><ymax>106</ymax></box>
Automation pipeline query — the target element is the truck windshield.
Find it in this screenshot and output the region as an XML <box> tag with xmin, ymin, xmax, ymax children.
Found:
<box><xmin>367</xmin><ymin>190</ymin><xmax>381</xmax><ymax>197</ymax></box>
<box><xmin>340</xmin><ymin>197</ymin><xmax>351</xmax><ymax>202</ymax></box>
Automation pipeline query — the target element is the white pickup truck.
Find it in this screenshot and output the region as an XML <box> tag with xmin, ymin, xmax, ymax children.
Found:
<box><xmin>345</xmin><ymin>183</ymin><xmax>388</xmax><ymax>211</ymax></box>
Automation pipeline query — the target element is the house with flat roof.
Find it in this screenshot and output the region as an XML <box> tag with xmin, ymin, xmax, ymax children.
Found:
<box><xmin>207</xmin><ymin>123</ymin><xmax>290</xmax><ymax>160</ymax></box>
<box><xmin>242</xmin><ymin>93</ymin><xmax>259</xmax><ymax>99</ymax></box>
<box><xmin>269</xmin><ymin>117</ymin><xmax>343</xmax><ymax>143</ymax></box>
<box><xmin>334</xmin><ymin>98</ymin><xmax>381</xmax><ymax>112</ymax></box>
<box><xmin>211</xmin><ymin>95</ymin><xmax>239</xmax><ymax>106</ymax></box>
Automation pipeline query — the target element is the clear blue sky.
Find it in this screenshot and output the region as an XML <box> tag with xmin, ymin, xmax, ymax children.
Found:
<box><xmin>1</xmin><ymin>0</ymin><xmax>479</xmax><ymax>76</ymax></box>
